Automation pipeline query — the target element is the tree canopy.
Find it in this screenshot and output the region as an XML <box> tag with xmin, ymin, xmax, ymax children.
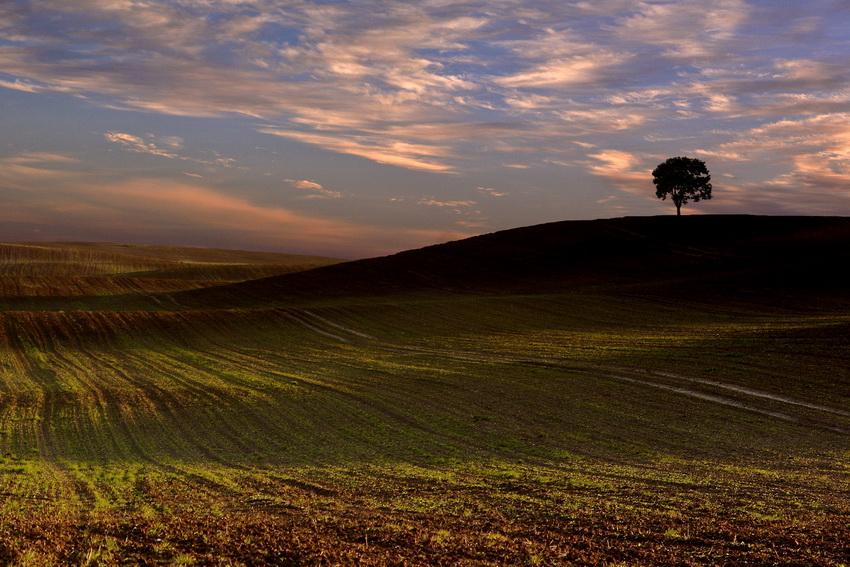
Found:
<box><xmin>652</xmin><ymin>157</ymin><xmax>712</xmax><ymax>216</ymax></box>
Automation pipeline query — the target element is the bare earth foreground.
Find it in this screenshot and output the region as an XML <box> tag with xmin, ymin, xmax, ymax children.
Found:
<box><xmin>0</xmin><ymin>217</ymin><xmax>848</xmax><ymax>565</ymax></box>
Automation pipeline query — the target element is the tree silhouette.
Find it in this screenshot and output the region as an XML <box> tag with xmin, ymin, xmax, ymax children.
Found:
<box><xmin>652</xmin><ymin>156</ymin><xmax>712</xmax><ymax>216</ymax></box>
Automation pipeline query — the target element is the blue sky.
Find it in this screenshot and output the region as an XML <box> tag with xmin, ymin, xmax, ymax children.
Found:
<box><xmin>1</xmin><ymin>1</ymin><xmax>849</xmax><ymax>258</ymax></box>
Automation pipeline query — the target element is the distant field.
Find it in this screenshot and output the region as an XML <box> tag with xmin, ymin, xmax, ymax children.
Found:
<box><xmin>0</xmin><ymin>223</ymin><xmax>848</xmax><ymax>565</ymax></box>
<box><xmin>0</xmin><ymin>242</ymin><xmax>346</xmax><ymax>310</ymax></box>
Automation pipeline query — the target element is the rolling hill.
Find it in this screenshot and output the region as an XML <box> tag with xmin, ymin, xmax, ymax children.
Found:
<box><xmin>0</xmin><ymin>241</ymin><xmax>346</xmax><ymax>310</ymax></box>
<box><xmin>0</xmin><ymin>216</ymin><xmax>848</xmax><ymax>565</ymax></box>
<box><xmin>176</xmin><ymin>214</ymin><xmax>850</xmax><ymax>307</ymax></box>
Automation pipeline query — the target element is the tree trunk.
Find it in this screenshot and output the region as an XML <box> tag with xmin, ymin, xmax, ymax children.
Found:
<box><xmin>676</xmin><ymin>203</ymin><xmax>681</xmax><ymax>216</ymax></box>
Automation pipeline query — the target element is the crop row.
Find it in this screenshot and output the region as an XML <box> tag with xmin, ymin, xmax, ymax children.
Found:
<box><xmin>0</xmin><ymin>276</ymin><xmax>220</xmax><ymax>299</ymax></box>
<box><xmin>0</xmin><ymin>299</ymin><xmax>847</xmax><ymax>465</ymax></box>
<box><xmin>0</xmin><ymin>242</ymin><xmax>341</xmax><ymax>285</ymax></box>
<box><xmin>1</xmin><ymin>451</ymin><xmax>848</xmax><ymax>565</ymax></box>
<box><xmin>0</xmin><ymin>290</ymin><xmax>848</xmax><ymax>563</ymax></box>
<box><xmin>0</xmin><ymin>244</ymin><xmax>192</xmax><ymax>277</ymax></box>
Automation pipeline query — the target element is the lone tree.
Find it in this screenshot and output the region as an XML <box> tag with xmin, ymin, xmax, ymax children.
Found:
<box><xmin>652</xmin><ymin>156</ymin><xmax>712</xmax><ymax>216</ymax></box>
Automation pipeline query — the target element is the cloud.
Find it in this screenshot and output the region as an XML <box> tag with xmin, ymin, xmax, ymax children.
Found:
<box><xmin>262</xmin><ymin>129</ymin><xmax>457</xmax><ymax>173</ymax></box>
<box><xmin>104</xmin><ymin>131</ymin><xmax>235</xmax><ymax>167</ymax></box>
<box><xmin>477</xmin><ymin>187</ymin><xmax>509</xmax><ymax>197</ymax></box>
<box><xmin>697</xmin><ymin>114</ymin><xmax>850</xmax><ymax>161</ymax></box>
<box><xmin>709</xmin><ymin>177</ymin><xmax>850</xmax><ymax>217</ymax></box>
<box><xmin>554</xmin><ymin>106</ymin><xmax>648</xmax><ymax>133</ymax></box>
<box><xmin>613</xmin><ymin>0</ymin><xmax>751</xmax><ymax>58</ymax></box>
<box><xmin>158</xmin><ymin>136</ymin><xmax>185</xmax><ymax>150</ymax></box>
<box><xmin>105</xmin><ymin>132</ymin><xmax>182</xmax><ymax>159</ymax></box>
<box><xmin>0</xmin><ymin>0</ymin><xmax>696</xmax><ymax>174</ymax></box>
<box><xmin>586</xmin><ymin>149</ymin><xmax>643</xmax><ymax>176</ymax></box>
<box><xmin>4</xmin><ymin>152</ymin><xmax>80</xmax><ymax>165</ymax></box>
<box><xmin>679</xmin><ymin>112</ymin><xmax>850</xmax><ymax>215</ymax></box>
<box><xmin>679</xmin><ymin>58</ymin><xmax>850</xmax><ymax>119</ymax></box>
<box><xmin>0</xmin><ymin>78</ymin><xmax>42</xmax><ymax>93</ymax></box>
<box><xmin>730</xmin><ymin>115</ymin><xmax>850</xmax><ymax>192</ymax></box>
<box><xmin>0</xmin><ymin>149</ymin><xmax>469</xmax><ymax>257</ymax></box>
<box><xmin>284</xmin><ymin>179</ymin><xmax>342</xmax><ymax>199</ymax></box>
<box><xmin>286</xmin><ymin>179</ymin><xmax>324</xmax><ymax>191</ymax></box>
<box><xmin>416</xmin><ymin>197</ymin><xmax>489</xmax><ymax>229</ymax></box>
<box><xmin>583</xmin><ymin>149</ymin><xmax>654</xmax><ymax>197</ymax></box>
<box><xmin>0</xmin><ymin>0</ymin><xmax>495</xmax><ymax>173</ymax></box>
<box><xmin>1</xmin><ymin>2</ymin><xmax>839</xmax><ymax>157</ymax></box>
<box><xmin>497</xmin><ymin>51</ymin><xmax>631</xmax><ymax>88</ymax></box>
<box><xmin>418</xmin><ymin>199</ymin><xmax>477</xmax><ymax>208</ymax></box>
<box><xmin>0</xmin><ymin>152</ymin><xmax>85</xmax><ymax>189</ymax></box>
<box><xmin>3</xmin><ymin>0</ymin><xmax>850</xmax><ymax>227</ymax></box>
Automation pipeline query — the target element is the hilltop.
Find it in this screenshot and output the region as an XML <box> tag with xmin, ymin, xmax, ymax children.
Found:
<box><xmin>177</xmin><ymin>215</ymin><xmax>850</xmax><ymax>307</ymax></box>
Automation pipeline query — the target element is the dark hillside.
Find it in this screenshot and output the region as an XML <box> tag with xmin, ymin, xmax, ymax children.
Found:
<box><xmin>176</xmin><ymin>215</ymin><xmax>850</xmax><ymax>307</ymax></box>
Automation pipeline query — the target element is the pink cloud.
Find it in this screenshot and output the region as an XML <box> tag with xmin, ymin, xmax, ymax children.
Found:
<box><xmin>284</xmin><ymin>179</ymin><xmax>342</xmax><ymax>199</ymax></box>
<box><xmin>0</xmin><ymin>154</ymin><xmax>468</xmax><ymax>256</ymax></box>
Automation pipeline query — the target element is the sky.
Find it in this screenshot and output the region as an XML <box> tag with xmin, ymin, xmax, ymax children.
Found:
<box><xmin>1</xmin><ymin>1</ymin><xmax>849</xmax><ymax>258</ymax></box>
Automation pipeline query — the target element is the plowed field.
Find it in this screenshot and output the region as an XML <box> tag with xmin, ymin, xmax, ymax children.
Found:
<box><xmin>0</xmin><ymin>242</ymin><xmax>848</xmax><ymax>565</ymax></box>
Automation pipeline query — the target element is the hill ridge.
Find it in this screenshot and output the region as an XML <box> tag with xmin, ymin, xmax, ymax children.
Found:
<box><xmin>175</xmin><ymin>215</ymin><xmax>850</xmax><ymax>307</ymax></box>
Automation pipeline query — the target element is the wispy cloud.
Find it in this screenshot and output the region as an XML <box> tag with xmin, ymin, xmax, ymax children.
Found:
<box><xmin>284</xmin><ymin>179</ymin><xmax>342</xmax><ymax>199</ymax></box>
<box><xmin>261</xmin><ymin>128</ymin><xmax>457</xmax><ymax>173</ymax></box>
<box><xmin>418</xmin><ymin>199</ymin><xmax>477</xmax><ymax>208</ymax></box>
<box><xmin>497</xmin><ymin>51</ymin><xmax>631</xmax><ymax>89</ymax></box>
<box><xmin>2</xmin><ymin>0</ymin><xmax>850</xmax><ymax>252</ymax></box>
<box><xmin>698</xmin><ymin>114</ymin><xmax>850</xmax><ymax>162</ymax></box>
<box><xmin>4</xmin><ymin>152</ymin><xmax>80</xmax><ymax>165</ymax></box>
<box><xmin>583</xmin><ymin>149</ymin><xmax>654</xmax><ymax>197</ymax></box>
<box><xmin>0</xmin><ymin>0</ymin><xmax>764</xmax><ymax>175</ymax></box>
<box><xmin>0</xmin><ymin>150</ymin><xmax>463</xmax><ymax>256</ymax></box>
<box><xmin>0</xmin><ymin>152</ymin><xmax>84</xmax><ymax>189</ymax></box>
<box><xmin>104</xmin><ymin>132</ymin><xmax>235</xmax><ymax>166</ymax></box>
<box><xmin>614</xmin><ymin>0</ymin><xmax>751</xmax><ymax>58</ymax></box>
<box><xmin>285</xmin><ymin>179</ymin><xmax>324</xmax><ymax>191</ymax></box>
<box><xmin>716</xmin><ymin>114</ymin><xmax>850</xmax><ymax>196</ymax></box>
<box><xmin>477</xmin><ymin>187</ymin><xmax>509</xmax><ymax>198</ymax></box>
<box><xmin>0</xmin><ymin>78</ymin><xmax>44</xmax><ymax>93</ymax></box>
<box><xmin>105</xmin><ymin>132</ymin><xmax>183</xmax><ymax>159</ymax></box>
<box><xmin>3</xmin><ymin>1</ymin><xmax>847</xmax><ymax>175</ymax></box>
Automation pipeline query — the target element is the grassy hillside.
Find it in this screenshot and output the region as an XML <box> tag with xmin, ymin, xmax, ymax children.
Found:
<box><xmin>0</xmin><ymin>242</ymin><xmax>346</xmax><ymax>310</ymax></box>
<box><xmin>0</xmin><ymin>219</ymin><xmax>848</xmax><ymax>565</ymax></box>
<box><xmin>0</xmin><ymin>242</ymin><xmax>346</xmax><ymax>276</ymax></box>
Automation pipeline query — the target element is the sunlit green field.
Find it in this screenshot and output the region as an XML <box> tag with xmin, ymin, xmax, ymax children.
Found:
<box><xmin>0</xmin><ymin>242</ymin><xmax>848</xmax><ymax>565</ymax></box>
